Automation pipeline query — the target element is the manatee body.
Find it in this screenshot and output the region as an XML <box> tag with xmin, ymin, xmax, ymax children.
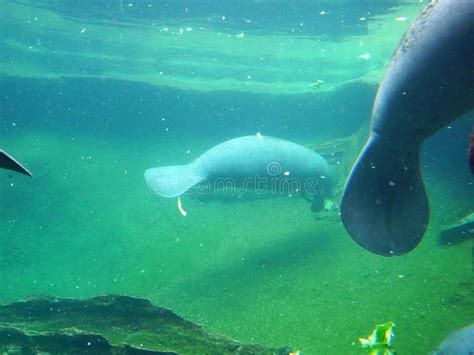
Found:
<box><xmin>433</xmin><ymin>324</ymin><xmax>474</xmax><ymax>355</ymax></box>
<box><xmin>341</xmin><ymin>0</ymin><xmax>474</xmax><ymax>256</ymax></box>
<box><xmin>145</xmin><ymin>135</ymin><xmax>331</xmax><ymax>209</ymax></box>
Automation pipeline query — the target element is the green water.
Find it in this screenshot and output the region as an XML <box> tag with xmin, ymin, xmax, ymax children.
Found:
<box><xmin>0</xmin><ymin>0</ymin><xmax>423</xmax><ymax>95</ymax></box>
<box><xmin>1</xmin><ymin>131</ymin><xmax>473</xmax><ymax>354</ymax></box>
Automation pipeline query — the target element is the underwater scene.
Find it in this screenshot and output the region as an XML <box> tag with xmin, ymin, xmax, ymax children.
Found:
<box><xmin>1</xmin><ymin>0</ymin><xmax>473</xmax><ymax>354</ymax></box>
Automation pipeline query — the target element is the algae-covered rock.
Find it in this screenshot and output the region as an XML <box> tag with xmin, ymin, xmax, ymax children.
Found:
<box><xmin>0</xmin><ymin>327</ymin><xmax>166</xmax><ymax>354</ymax></box>
<box><xmin>0</xmin><ymin>295</ymin><xmax>290</xmax><ymax>354</ymax></box>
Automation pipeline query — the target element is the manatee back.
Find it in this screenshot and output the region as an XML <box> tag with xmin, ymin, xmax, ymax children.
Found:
<box><xmin>371</xmin><ymin>0</ymin><xmax>474</xmax><ymax>140</ymax></box>
<box><xmin>195</xmin><ymin>136</ymin><xmax>329</xmax><ymax>182</ymax></box>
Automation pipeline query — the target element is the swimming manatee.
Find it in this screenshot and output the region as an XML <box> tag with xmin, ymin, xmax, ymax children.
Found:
<box><xmin>341</xmin><ymin>0</ymin><xmax>474</xmax><ymax>256</ymax></box>
<box><xmin>0</xmin><ymin>149</ymin><xmax>32</xmax><ymax>177</ymax></box>
<box><xmin>145</xmin><ymin>135</ymin><xmax>331</xmax><ymax>210</ymax></box>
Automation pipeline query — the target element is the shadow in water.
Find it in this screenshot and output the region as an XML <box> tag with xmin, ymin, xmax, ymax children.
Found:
<box><xmin>169</xmin><ymin>224</ymin><xmax>344</xmax><ymax>300</ymax></box>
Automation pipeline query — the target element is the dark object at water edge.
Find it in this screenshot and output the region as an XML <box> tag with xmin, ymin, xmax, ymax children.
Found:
<box><xmin>0</xmin><ymin>294</ymin><xmax>291</xmax><ymax>355</ymax></box>
<box><xmin>439</xmin><ymin>212</ymin><xmax>474</xmax><ymax>245</ymax></box>
<box><xmin>0</xmin><ymin>150</ymin><xmax>32</xmax><ymax>177</ymax></box>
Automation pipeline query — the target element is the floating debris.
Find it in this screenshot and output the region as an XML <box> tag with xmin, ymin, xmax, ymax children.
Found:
<box><xmin>357</xmin><ymin>53</ymin><xmax>371</xmax><ymax>60</ymax></box>
<box><xmin>310</xmin><ymin>80</ymin><xmax>325</xmax><ymax>90</ymax></box>
<box><xmin>177</xmin><ymin>196</ymin><xmax>187</xmax><ymax>217</ymax></box>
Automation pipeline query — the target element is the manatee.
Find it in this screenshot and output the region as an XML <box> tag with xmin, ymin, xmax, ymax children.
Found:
<box><xmin>0</xmin><ymin>149</ymin><xmax>32</xmax><ymax>177</ymax></box>
<box><xmin>145</xmin><ymin>135</ymin><xmax>331</xmax><ymax>210</ymax></box>
<box><xmin>433</xmin><ymin>324</ymin><xmax>474</xmax><ymax>354</ymax></box>
<box><xmin>341</xmin><ymin>0</ymin><xmax>474</xmax><ymax>256</ymax></box>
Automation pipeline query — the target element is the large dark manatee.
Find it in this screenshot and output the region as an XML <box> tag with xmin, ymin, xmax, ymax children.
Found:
<box><xmin>341</xmin><ymin>0</ymin><xmax>474</xmax><ymax>256</ymax></box>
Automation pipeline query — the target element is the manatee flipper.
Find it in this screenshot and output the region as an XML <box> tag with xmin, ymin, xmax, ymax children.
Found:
<box><xmin>0</xmin><ymin>150</ymin><xmax>32</xmax><ymax>177</ymax></box>
<box><xmin>145</xmin><ymin>164</ymin><xmax>205</xmax><ymax>198</ymax></box>
<box><xmin>310</xmin><ymin>193</ymin><xmax>325</xmax><ymax>213</ymax></box>
<box><xmin>341</xmin><ymin>133</ymin><xmax>429</xmax><ymax>256</ymax></box>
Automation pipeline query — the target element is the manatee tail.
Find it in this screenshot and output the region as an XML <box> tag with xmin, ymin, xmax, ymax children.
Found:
<box><xmin>144</xmin><ymin>163</ymin><xmax>205</xmax><ymax>198</ymax></box>
<box><xmin>340</xmin><ymin>133</ymin><xmax>429</xmax><ymax>256</ymax></box>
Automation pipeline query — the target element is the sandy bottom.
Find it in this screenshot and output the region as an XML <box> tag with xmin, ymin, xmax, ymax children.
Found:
<box><xmin>1</xmin><ymin>132</ymin><xmax>473</xmax><ymax>354</ymax></box>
